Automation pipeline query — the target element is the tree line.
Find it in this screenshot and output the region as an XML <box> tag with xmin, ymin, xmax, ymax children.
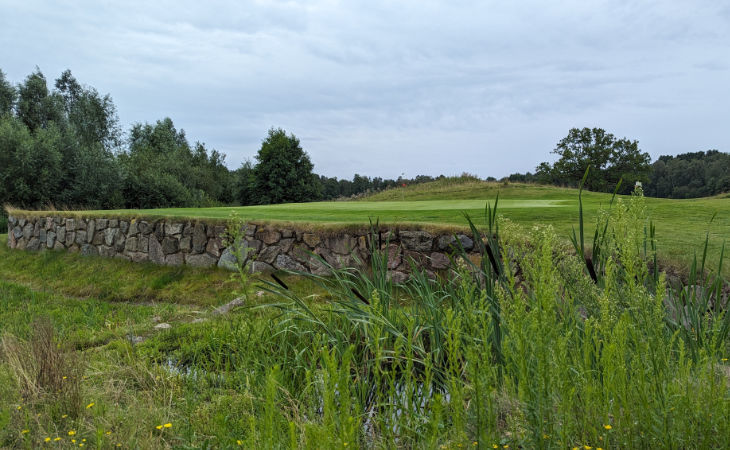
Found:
<box><xmin>0</xmin><ymin>68</ymin><xmax>443</xmax><ymax>229</ymax></box>
<box><xmin>509</xmin><ymin>127</ymin><xmax>729</xmax><ymax>198</ymax></box>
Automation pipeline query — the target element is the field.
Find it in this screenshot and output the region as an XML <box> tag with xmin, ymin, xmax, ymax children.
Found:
<box><xmin>1</xmin><ymin>181</ymin><xmax>730</xmax><ymax>448</ymax></box>
<box><xmin>10</xmin><ymin>180</ymin><xmax>730</xmax><ymax>272</ymax></box>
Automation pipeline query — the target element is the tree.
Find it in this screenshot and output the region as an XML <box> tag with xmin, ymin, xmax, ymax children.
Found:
<box><xmin>537</xmin><ymin>127</ymin><xmax>650</xmax><ymax>192</ymax></box>
<box><xmin>253</xmin><ymin>128</ymin><xmax>320</xmax><ymax>204</ymax></box>
<box><xmin>0</xmin><ymin>69</ymin><xmax>16</xmax><ymax>116</ymax></box>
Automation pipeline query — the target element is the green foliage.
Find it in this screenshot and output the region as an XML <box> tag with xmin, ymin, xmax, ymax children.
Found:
<box><xmin>646</xmin><ymin>150</ymin><xmax>730</xmax><ymax>198</ymax></box>
<box><xmin>252</xmin><ymin>127</ymin><xmax>320</xmax><ymax>204</ymax></box>
<box><xmin>537</xmin><ymin>127</ymin><xmax>651</xmax><ymax>193</ymax></box>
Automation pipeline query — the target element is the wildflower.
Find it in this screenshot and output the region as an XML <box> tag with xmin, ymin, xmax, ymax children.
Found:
<box><xmin>62</xmin><ymin>414</ymin><xmax>68</xmax><ymax>419</ymax></box>
<box><xmin>164</xmin><ymin>423</ymin><xmax>172</xmax><ymax>428</ymax></box>
<box><xmin>722</xmin><ymin>358</ymin><xmax>728</xmax><ymax>362</ymax></box>
<box><xmin>54</xmin><ymin>437</ymin><xmax>62</xmax><ymax>442</ymax></box>
<box><xmin>584</xmin><ymin>446</ymin><xmax>592</xmax><ymax>449</ymax></box>
<box><xmin>473</xmin><ymin>443</ymin><xmax>478</xmax><ymax>447</ymax></box>
<box><xmin>80</xmin><ymin>444</ymin><xmax>84</xmax><ymax>448</ymax></box>
<box><xmin>72</xmin><ymin>439</ymin><xmax>76</xmax><ymax>443</ymax></box>
<box><xmin>82</xmin><ymin>439</ymin><xmax>86</xmax><ymax>442</ymax></box>
<box><xmin>106</xmin><ymin>431</ymin><xmax>112</xmax><ymax>435</ymax></box>
<box><xmin>493</xmin><ymin>445</ymin><xmax>498</xmax><ymax>449</ymax></box>
<box><xmin>156</xmin><ymin>425</ymin><xmax>163</xmax><ymax>430</ymax></box>
<box><xmin>17</xmin><ymin>406</ymin><xmax>22</xmax><ymax>410</ymax></box>
<box><xmin>45</xmin><ymin>437</ymin><xmax>51</xmax><ymax>442</ymax></box>
<box><xmin>237</xmin><ymin>441</ymin><xmax>243</xmax><ymax>446</ymax></box>
<box><xmin>62</xmin><ymin>376</ymin><xmax>67</xmax><ymax>380</ymax></box>
<box><xmin>344</xmin><ymin>443</ymin><xmax>349</xmax><ymax>447</ymax></box>
<box><xmin>543</xmin><ymin>434</ymin><xmax>550</xmax><ymax>439</ymax></box>
<box><xmin>68</xmin><ymin>431</ymin><xmax>76</xmax><ymax>436</ymax></box>
<box><xmin>603</xmin><ymin>424</ymin><xmax>612</xmax><ymax>430</ymax></box>
<box><xmin>22</xmin><ymin>429</ymin><xmax>29</xmax><ymax>434</ymax></box>
<box><xmin>86</xmin><ymin>402</ymin><xmax>95</xmax><ymax>409</ymax></box>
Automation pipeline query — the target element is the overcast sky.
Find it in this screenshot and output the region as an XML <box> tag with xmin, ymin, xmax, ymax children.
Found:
<box><xmin>1</xmin><ymin>0</ymin><xmax>728</xmax><ymax>179</ymax></box>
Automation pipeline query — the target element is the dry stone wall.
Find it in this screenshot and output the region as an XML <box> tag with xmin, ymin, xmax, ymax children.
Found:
<box><xmin>5</xmin><ymin>214</ymin><xmax>478</xmax><ymax>279</ymax></box>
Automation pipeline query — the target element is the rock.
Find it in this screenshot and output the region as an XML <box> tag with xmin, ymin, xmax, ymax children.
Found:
<box><xmin>162</xmin><ymin>237</ymin><xmax>179</xmax><ymax>255</ymax></box>
<box><xmin>81</xmin><ymin>244</ymin><xmax>98</xmax><ymax>256</ymax></box>
<box><xmin>15</xmin><ymin>238</ymin><xmax>26</xmax><ymax>250</ymax></box>
<box><xmin>185</xmin><ymin>253</ymin><xmax>217</xmax><ymax>268</ymax></box>
<box><xmin>75</xmin><ymin>230</ymin><xmax>87</xmax><ymax>245</ymax></box>
<box><xmin>386</xmin><ymin>245</ymin><xmax>402</xmax><ymax>270</ymax></box>
<box><xmin>191</xmin><ymin>318</ymin><xmax>208</xmax><ymax>324</ymax></box>
<box><xmin>68</xmin><ymin>244</ymin><xmax>80</xmax><ymax>253</ymax></box>
<box><xmin>76</xmin><ymin>220</ymin><xmax>86</xmax><ymax>231</ymax></box>
<box><xmin>56</xmin><ymin>226</ymin><xmax>65</xmax><ymax>243</ymax></box>
<box><xmin>18</xmin><ymin>218</ymin><xmax>26</xmax><ymax>227</ymax></box>
<box><xmin>388</xmin><ymin>271</ymin><xmax>409</xmax><ymax>284</ymax></box>
<box><xmin>87</xmin><ymin>219</ymin><xmax>96</xmax><ymax>241</ymax></box>
<box><xmin>138</xmin><ymin>235</ymin><xmax>149</xmax><ymax>252</ymax></box>
<box><xmin>109</xmin><ymin>219</ymin><xmax>119</xmax><ymax>228</ymax></box>
<box><xmin>99</xmin><ymin>246</ymin><xmax>116</xmax><ymax>258</ymax></box>
<box><xmin>154</xmin><ymin>221</ymin><xmax>164</xmax><ymax>241</ymax></box>
<box><xmin>53</xmin><ymin>241</ymin><xmax>65</xmax><ymax>251</ymax></box>
<box><xmin>91</xmin><ymin>231</ymin><xmax>105</xmax><ymax>246</ymax></box>
<box><xmin>399</xmin><ymin>230</ymin><xmax>433</xmax><ymax>252</ymax></box>
<box><xmin>27</xmin><ymin>237</ymin><xmax>41</xmax><ymax>251</ymax></box>
<box><xmin>124</xmin><ymin>237</ymin><xmax>138</xmax><ymax>253</ymax></box>
<box><xmin>149</xmin><ymin>237</ymin><xmax>164</xmax><ymax>264</ymax></box>
<box><xmin>206</xmin><ymin>238</ymin><xmax>222</xmax><ymax>257</ymax></box>
<box><xmin>207</xmin><ymin>225</ymin><xmax>226</xmax><ymax>238</ymax></box>
<box><xmin>96</xmin><ymin>219</ymin><xmax>108</xmax><ymax>230</ymax></box>
<box><xmin>46</xmin><ymin>231</ymin><xmax>56</xmax><ymax>248</ymax></box>
<box><xmin>104</xmin><ymin>228</ymin><xmax>118</xmax><ymax>246</ymax></box>
<box><xmin>128</xmin><ymin>221</ymin><xmax>138</xmax><ymax>236</ymax></box>
<box><xmin>33</xmin><ymin>221</ymin><xmax>40</xmax><ymax>237</ymax></box>
<box><xmin>212</xmin><ymin>297</ymin><xmax>245</xmax><ymax>315</ymax></box>
<box><xmin>23</xmin><ymin>223</ymin><xmax>33</xmax><ymax>240</ymax></box>
<box><xmin>12</xmin><ymin>226</ymin><xmax>23</xmax><ymax>239</ymax></box>
<box><xmin>154</xmin><ymin>323</ymin><xmax>172</xmax><ymax>330</ymax></box>
<box><xmin>39</xmin><ymin>229</ymin><xmax>46</xmax><ymax>245</ymax></box>
<box><xmin>65</xmin><ymin>231</ymin><xmax>75</xmax><ymax>246</ymax></box>
<box><xmin>257</xmin><ymin>228</ymin><xmax>281</xmax><ymax>245</ymax></box>
<box><xmin>217</xmin><ymin>247</ymin><xmax>239</xmax><ymax>271</ymax></box>
<box><xmin>437</xmin><ymin>234</ymin><xmax>474</xmax><ymax>252</ymax></box>
<box><xmin>164</xmin><ymin>252</ymin><xmax>184</xmax><ymax>266</ymax></box>
<box><xmin>325</xmin><ymin>234</ymin><xmax>357</xmax><ymax>255</ymax></box>
<box><xmin>244</xmin><ymin>238</ymin><xmax>262</xmax><ymax>253</ymax></box>
<box><xmin>250</xmin><ymin>261</ymin><xmax>274</xmax><ymax>273</ymax></box>
<box><xmin>129</xmin><ymin>252</ymin><xmax>148</xmax><ymax>263</ymax></box>
<box><xmin>138</xmin><ymin>221</ymin><xmax>152</xmax><ymax>235</ymax></box>
<box><xmin>281</xmin><ymin>229</ymin><xmax>294</xmax><ymax>238</ymax></box>
<box><xmin>165</xmin><ymin>222</ymin><xmax>184</xmax><ymax>236</ymax></box>
<box><xmin>192</xmin><ymin>223</ymin><xmax>207</xmax><ymax>253</ymax></box>
<box><xmin>258</xmin><ymin>245</ymin><xmax>282</xmax><ymax>264</ymax></box>
<box><xmin>179</xmin><ymin>236</ymin><xmax>192</xmax><ymax>251</ymax></box>
<box><xmin>430</xmin><ymin>252</ymin><xmax>450</xmax><ymax>269</ymax></box>
<box><xmin>65</xmin><ymin>218</ymin><xmax>75</xmax><ymax>231</ymax></box>
<box><xmin>8</xmin><ymin>231</ymin><xmax>16</xmax><ymax>248</ymax></box>
<box><xmin>182</xmin><ymin>223</ymin><xmax>194</xmax><ymax>236</ymax></box>
<box><xmin>119</xmin><ymin>221</ymin><xmax>129</xmax><ymax>235</ymax></box>
<box><xmin>128</xmin><ymin>335</ymin><xmax>146</xmax><ymax>344</ymax></box>
<box><xmin>275</xmin><ymin>254</ymin><xmax>307</xmax><ymax>272</ymax></box>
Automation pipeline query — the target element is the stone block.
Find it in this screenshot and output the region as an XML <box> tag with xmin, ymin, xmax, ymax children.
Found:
<box><xmin>99</xmin><ymin>246</ymin><xmax>116</xmax><ymax>258</ymax></box>
<box><xmin>430</xmin><ymin>252</ymin><xmax>450</xmax><ymax>270</ymax></box>
<box><xmin>109</xmin><ymin>219</ymin><xmax>119</xmax><ymax>228</ymax></box>
<box><xmin>75</xmin><ymin>230</ymin><xmax>87</xmax><ymax>245</ymax></box>
<box><xmin>256</xmin><ymin>228</ymin><xmax>281</xmax><ymax>245</ymax></box>
<box><xmin>27</xmin><ymin>237</ymin><xmax>41</xmax><ymax>251</ymax></box>
<box><xmin>185</xmin><ymin>253</ymin><xmax>217</xmax><ymax>268</ymax></box>
<box><xmin>275</xmin><ymin>254</ymin><xmax>307</xmax><ymax>272</ymax></box>
<box><xmin>119</xmin><ymin>221</ymin><xmax>129</xmax><ymax>234</ymax></box>
<box><xmin>206</xmin><ymin>237</ymin><xmax>222</xmax><ymax>257</ymax></box>
<box><xmin>164</xmin><ymin>252</ymin><xmax>184</xmax><ymax>266</ymax></box>
<box><xmin>87</xmin><ymin>219</ymin><xmax>96</xmax><ymax>241</ymax></box>
<box><xmin>96</xmin><ymin>219</ymin><xmax>108</xmax><ymax>230</ymax></box>
<box><xmin>165</xmin><ymin>222</ymin><xmax>184</xmax><ymax>236</ymax></box>
<box><xmin>192</xmin><ymin>223</ymin><xmax>207</xmax><ymax>253</ymax></box>
<box><xmin>80</xmin><ymin>244</ymin><xmax>98</xmax><ymax>256</ymax></box>
<box><xmin>179</xmin><ymin>236</ymin><xmax>192</xmax><ymax>251</ymax></box>
<box><xmin>162</xmin><ymin>237</ymin><xmax>179</xmax><ymax>255</ymax></box>
<box><xmin>92</xmin><ymin>231</ymin><xmax>105</xmax><ymax>246</ymax></box>
<box><xmin>65</xmin><ymin>231</ymin><xmax>75</xmax><ymax>246</ymax></box>
<box><xmin>56</xmin><ymin>226</ymin><xmax>65</xmax><ymax>243</ymax></box>
<box><xmin>104</xmin><ymin>228</ymin><xmax>118</xmax><ymax>246</ymax></box>
<box><xmin>46</xmin><ymin>231</ymin><xmax>56</xmax><ymax>248</ymax></box>
<box><xmin>399</xmin><ymin>230</ymin><xmax>433</xmax><ymax>252</ymax></box>
<box><xmin>149</xmin><ymin>237</ymin><xmax>164</xmax><ymax>264</ymax></box>
<box><xmin>125</xmin><ymin>237</ymin><xmax>138</xmax><ymax>253</ymax></box>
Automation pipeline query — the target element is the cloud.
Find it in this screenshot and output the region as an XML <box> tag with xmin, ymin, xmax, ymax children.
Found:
<box><xmin>1</xmin><ymin>0</ymin><xmax>728</xmax><ymax>178</ymax></box>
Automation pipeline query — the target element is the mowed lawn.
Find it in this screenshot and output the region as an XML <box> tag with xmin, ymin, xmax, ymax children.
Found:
<box><xmin>11</xmin><ymin>181</ymin><xmax>730</xmax><ymax>271</ymax></box>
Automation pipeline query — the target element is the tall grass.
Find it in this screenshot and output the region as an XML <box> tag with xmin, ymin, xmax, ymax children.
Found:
<box><xmin>2</xmin><ymin>188</ymin><xmax>728</xmax><ymax>448</ymax></box>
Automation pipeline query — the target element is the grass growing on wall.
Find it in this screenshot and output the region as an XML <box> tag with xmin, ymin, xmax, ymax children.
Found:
<box><xmin>1</xmin><ymin>189</ymin><xmax>729</xmax><ymax>448</ymax></box>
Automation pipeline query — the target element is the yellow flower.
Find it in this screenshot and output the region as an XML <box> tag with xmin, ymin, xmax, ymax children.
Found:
<box><xmin>156</xmin><ymin>425</ymin><xmax>163</xmax><ymax>430</ymax></box>
<box><xmin>163</xmin><ymin>423</ymin><xmax>172</xmax><ymax>428</ymax></box>
<box><xmin>344</xmin><ymin>443</ymin><xmax>349</xmax><ymax>447</ymax></box>
<box><xmin>722</xmin><ymin>358</ymin><xmax>728</xmax><ymax>362</ymax></box>
<box><xmin>543</xmin><ymin>434</ymin><xmax>550</xmax><ymax>439</ymax></box>
<box><xmin>603</xmin><ymin>424</ymin><xmax>612</xmax><ymax>430</ymax></box>
<box><xmin>54</xmin><ymin>437</ymin><xmax>62</xmax><ymax>442</ymax></box>
<box><xmin>86</xmin><ymin>402</ymin><xmax>95</xmax><ymax>409</ymax></box>
<box><xmin>22</xmin><ymin>429</ymin><xmax>29</xmax><ymax>434</ymax></box>
<box><xmin>72</xmin><ymin>439</ymin><xmax>76</xmax><ymax>443</ymax></box>
<box><xmin>62</xmin><ymin>414</ymin><xmax>68</xmax><ymax>419</ymax></box>
<box><xmin>106</xmin><ymin>431</ymin><xmax>112</xmax><ymax>435</ymax></box>
<box><xmin>45</xmin><ymin>437</ymin><xmax>51</xmax><ymax>442</ymax></box>
<box><xmin>68</xmin><ymin>431</ymin><xmax>76</xmax><ymax>436</ymax></box>
<box><xmin>473</xmin><ymin>443</ymin><xmax>478</xmax><ymax>447</ymax></box>
<box><xmin>237</xmin><ymin>441</ymin><xmax>242</xmax><ymax>446</ymax></box>
<box><xmin>17</xmin><ymin>406</ymin><xmax>22</xmax><ymax>410</ymax></box>
<box><xmin>493</xmin><ymin>446</ymin><xmax>498</xmax><ymax>449</ymax></box>
<box><xmin>80</xmin><ymin>444</ymin><xmax>84</xmax><ymax>448</ymax></box>
<box><xmin>584</xmin><ymin>446</ymin><xmax>592</xmax><ymax>449</ymax></box>
<box><xmin>82</xmin><ymin>439</ymin><xmax>86</xmax><ymax>442</ymax></box>
<box><xmin>62</xmin><ymin>376</ymin><xmax>67</xmax><ymax>380</ymax></box>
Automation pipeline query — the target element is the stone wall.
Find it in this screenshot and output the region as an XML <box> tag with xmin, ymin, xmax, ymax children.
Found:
<box><xmin>5</xmin><ymin>214</ymin><xmax>478</xmax><ymax>280</ymax></box>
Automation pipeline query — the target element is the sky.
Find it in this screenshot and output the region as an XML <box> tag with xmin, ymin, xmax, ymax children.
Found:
<box><xmin>1</xmin><ymin>0</ymin><xmax>728</xmax><ymax>179</ymax></box>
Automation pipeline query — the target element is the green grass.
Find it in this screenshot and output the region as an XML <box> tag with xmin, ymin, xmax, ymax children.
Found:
<box><xmin>9</xmin><ymin>180</ymin><xmax>730</xmax><ymax>272</ymax></box>
<box><xmin>1</xmin><ymin>191</ymin><xmax>729</xmax><ymax>448</ymax></box>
